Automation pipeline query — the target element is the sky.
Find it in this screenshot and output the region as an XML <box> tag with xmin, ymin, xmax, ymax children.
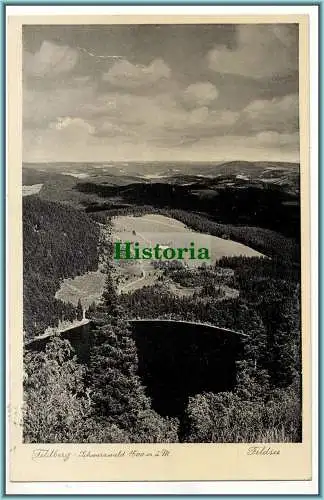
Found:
<box><xmin>23</xmin><ymin>23</ymin><xmax>299</xmax><ymax>163</ymax></box>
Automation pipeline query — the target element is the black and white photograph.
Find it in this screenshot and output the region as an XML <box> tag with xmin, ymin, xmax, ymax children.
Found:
<box><xmin>20</xmin><ymin>20</ymin><xmax>304</xmax><ymax>447</ymax></box>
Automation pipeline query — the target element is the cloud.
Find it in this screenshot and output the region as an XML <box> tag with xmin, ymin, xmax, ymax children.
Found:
<box><xmin>183</xmin><ymin>82</ymin><xmax>218</xmax><ymax>107</ymax></box>
<box><xmin>89</xmin><ymin>92</ymin><xmax>187</xmax><ymax>130</ymax></box>
<box><xmin>24</xmin><ymin>41</ymin><xmax>79</xmax><ymax>78</ymax></box>
<box><xmin>173</xmin><ymin>133</ymin><xmax>299</xmax><ymax>162</ymax></box>
<box><xmin>22</xmin><ymin>24</ymin><xmax>300</xmax><ymax>162</ymax></box>
<box><xmin>188</xmin><ymin>106</ymin><xmax>209</xmax><ymax>125</ymax></box>
<box><xmin>102</xmin><ymin>58</ymin><xmax>171</xmax><ymax>88</ymax></box>
<box><xmin>86</xmin><ymin>92</ymin><xmax>237</xmax><ymax>141</ymax></box>
<box><xmin>73</xmin><ymin>75</ymin><xmax>92</xmax><ymax>84</ymax></box>
<box><xmin>241</xmin><ymin>94</ymin><xmax>299</xmax><ymax>134</ymax></box>
<box><xmin>94</xmin><ymin>120</ymin><xmax>139</xmax><ymax>138</ymax></box>
<box><xmin>255</xmin><ymin>131</ymin><xmax>299</xmax><ymax>147</ymax></box>
<box><xmin>23</xmin><ymin>86</ymin><xmax>95</xmax><ymax>127</ymax></box>
<box><xmin>24</xmin><ymin>85</ymin><xmax>297</xmax><ymax>157</ymax></box>
<box><xmin>208</xmin><ymin>109</ymin><xmax>239</xmax><ymax>127</ymax></box>
<box><xmin>23</xmin><ymin>126</ymin><xmax>299</xmax><ymax>163</ymax></box>
<box><xmin>207</xmin><ymin>25</ymin><xmax>298</xmax><ymax>78</ymax></box>
<box><xmin>22</xmin><ymin>53</ymin><xmax>298</xmax><ymax>162</ymax></box>
<box><xmin>49</xmin><ymin>117</ymin><xmax>95</xmax><ymax>135</ymax></box>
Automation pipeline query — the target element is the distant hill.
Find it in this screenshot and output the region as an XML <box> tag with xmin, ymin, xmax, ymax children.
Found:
<box><xmin>23</xmin><ymin>160</ymin><xmax>299</xmax><ymax>179</ymax></box>
<box><xmin>23</xmin><ymin>160</ymin><xmax>299</xmax><ymax>201</ymax></box>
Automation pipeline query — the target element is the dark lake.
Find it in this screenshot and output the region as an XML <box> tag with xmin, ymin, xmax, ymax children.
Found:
<box><xmin>26</xmin><ymin>318</ymin><xmax>245</xmax><ymax>419</ymax></box>
<box><xmin>130</xmin><ymin>319</ymin><xmax>245</xmax><ymax>418</ymax></box>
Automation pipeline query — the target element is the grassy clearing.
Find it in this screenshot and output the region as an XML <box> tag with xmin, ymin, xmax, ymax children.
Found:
<box><xmin>55</xmin><ymin>270</ymin><xmax>106</xmax><ymax>309</ymax></box>
<box><xmin>22</xmin><ymin>184</ymin><xmax>43</xmax><ymax>196</ymax></box>
<box><xmin>113</xmin><ymin>214</ymin><xmax>264</xmax><ymax>264</ymax></box>
<box><xmin>112</xmin><ymin>214</ymin><xmax>264</xmax><ymax>294</ymax></box>
<box><xmin>166</xmin><ymin>280</ymin><xmax>199</xmax><ymax>297</ymax></box>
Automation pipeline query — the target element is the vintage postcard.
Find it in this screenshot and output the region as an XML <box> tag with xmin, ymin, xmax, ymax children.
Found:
<box><xmin>6</xmin><ymin>6</ymin><xmax>318</xmax><ymax>494</ymax></box>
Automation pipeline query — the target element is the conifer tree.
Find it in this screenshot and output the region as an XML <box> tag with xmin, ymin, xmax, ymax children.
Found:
<box><xmin>76</xmin><ymin>298</ymin><xmax>83</xmax><ymax>321</ymax></box>
<box><xmin>89</xmin><ymin>278</ymin><xmax>179</xmax><ymax>441</ymax></box>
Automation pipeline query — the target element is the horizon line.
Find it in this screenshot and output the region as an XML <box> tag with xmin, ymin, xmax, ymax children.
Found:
<box><xmin>22</xmin><ymin>159</ymin><xmax>300</xmax><ymax>165</ymax></box>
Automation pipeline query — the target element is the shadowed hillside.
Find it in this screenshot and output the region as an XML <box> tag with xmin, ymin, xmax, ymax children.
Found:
<box><xmin>23</xmin><ymin>196</ymin><xmax>100</xmax><ymax>338</ymax></box>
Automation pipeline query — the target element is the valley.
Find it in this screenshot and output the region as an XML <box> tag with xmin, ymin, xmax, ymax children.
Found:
<box><xmin>22</xmin><ymin>160</ymin><xmax>302</xmax><ymax>444</ymax></box>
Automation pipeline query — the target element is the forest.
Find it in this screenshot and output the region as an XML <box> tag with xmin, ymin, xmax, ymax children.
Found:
<box><xmin>23</xmin><ymin>208</ymin><xmax>302</xmax><ymax>443</ymax></box>
<box><xmin>23</xmin><ymin>196</ymin><xmax>100</xmax><ymax>338</ymax></box>
<box><xmin>76</xmin><ymin>177</ymin><xmax>300</xmax><ymax>239</ymax></box>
